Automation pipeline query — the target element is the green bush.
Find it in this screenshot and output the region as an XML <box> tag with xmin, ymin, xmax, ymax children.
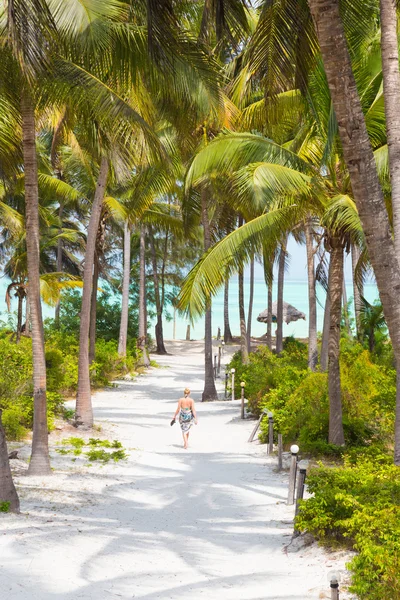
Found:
<box><xmin>296</xmin><ymin>456</ymin><xmax>400</xmax><ymax>599</ymax></box>
<box><xmin>2</xmin><ymin>406</ymin><xmax>28</xmax><ymax>440</ymax></box>
<box><xmin>230</xmin><ymin>337</ymin><xmax>396</xmax><ymax>453</ymax></box>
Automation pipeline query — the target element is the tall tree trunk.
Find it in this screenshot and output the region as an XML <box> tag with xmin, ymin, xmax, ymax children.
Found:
<box><xmin>223</xmin><ymin>277</ymin><xmax>233</xmax><ymax>343</ymax></box>
<box><xmin>381</xmin><ymin>0</ymin><xmax>400</xmax><ymax>259</ymax></box>
<box><xmin>21</xmin><ymin>91</ymin><xmax>51</xmax><ymax>475</ymax></box>
<box><xmin>149</xmin><ymin>225</ymin><xmax>167</xmax><ymax>354</ymax></box>
<box><xmin>351</xmin><ymin>244</ymin><xmax>362</xmax><ymax>339</ymax></box>
<box><xmin>327</xmin><ymin>240</ymin><xmax>345</xmax><ymax>446</ymax></box>
<box><xmin>75</xmin><ymin>157</ymin><xmax>109</xmax><ymax>428</ymax></box>
<box><xmin>201</xmin><ymin>191</ymin><xmax>218</xmax><ymax>401</ymax></box>
<box><xmin>247</xmin><ymin>256</ymin><xmax>255</xmax><ymax>353</ymax></box>
<box><xmin>263</xmin><ymin>254</ymin><xmax>273</xmax><ymax>350</ymax></box>
<box><xmin>342</xmin><ymin>276</ymin><xmax>352</xmax><ymax>337</ymax></box>
<box><xmin>54</xmin><ymin>200</ymin><xmax>64</xmax><ymax>328</ymax></box>
<box><xmin>267</xmin><ymin>281</ymin><xmax>273</xmax><ymax>350</ymax></box>
<box><xmin>138</xmin><ymin>225</ymin><xmax>150</xmax><ymax>367</ymax></box>
<box><xmin>118</xmin><ymin>221</ymin><xmax>131</xmax><ymax>357</ymax></box>
<box><xmin>321</xmin><ymin>290</ymin><xmax>330</xmax><ymax>372</ymax></box>
<box><xmin>16</xmin><ymin>288</ymin><xmax>24</xmax><ymax>344</ymax></box>
<box><xmin>308</xmin><ymin>0</ymin><xmax>400</xmax><ymax>464</ymax></box>
<box><xmin>88</xmin><ymin>260</ymin><xmax>99</xmax><ymax>365</ymax></box>
<box><xmin>238</xmin><ymin>264</ymin><xmax>249</xmax><ymax>364</ymax></box>
<box><xmin>25</xmin><ymin>292</ymin><xmax>31</xmax><ymax>337</ymax></box>
<box><xmin>276</xmin><ymin>239</ymin><xmax>287</xmax><ymax>354</ymax></box>
<box><xmin>305</xmin><ymin>221</ymin><xmax>318</xmax><ymax>370</ymax></box>
<box><xmin>238</xmin><ymin>216</ymin><xmax>249</xmax><ymax>363</ymax></box>
<box><xmin>0</xmin><ymin>411</ymin><xmax>19</xmax><ymax>512</ymax></box>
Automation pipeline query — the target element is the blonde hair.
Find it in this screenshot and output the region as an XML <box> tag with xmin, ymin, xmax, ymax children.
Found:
<box><xmin>184</xmin><ymin>388</ymin><xmax>190</xmax><ymax>397</ymax></box>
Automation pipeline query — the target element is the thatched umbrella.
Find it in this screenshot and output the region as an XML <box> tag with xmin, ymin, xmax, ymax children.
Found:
<box><xmin>257</xmin><ymin>301</ymin><xmax>306</xmax><ymax>325</ymax></box>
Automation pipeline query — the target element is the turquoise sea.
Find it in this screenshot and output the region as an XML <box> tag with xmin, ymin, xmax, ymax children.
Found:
<box><xmin>154</xmin><ymin>278</ymin><xmax>379</xmax><ymax>341</ymax></box>
<box><xmin>0</xmin><ymin>276</ymin><xmax>379</xmax><ymax>342</ymax></box>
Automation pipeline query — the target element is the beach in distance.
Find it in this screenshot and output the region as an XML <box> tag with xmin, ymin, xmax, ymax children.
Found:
<box><xmin>160</xmin><ymin>278</ymin><xmax>379</xmax><ymax>342</ymax></box>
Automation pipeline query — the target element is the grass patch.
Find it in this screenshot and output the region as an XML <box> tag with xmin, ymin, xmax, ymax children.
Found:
<box><xmin>55</xmin><ymin>436</ymin><xmax>127</xmax><ymax>464</ymax></box>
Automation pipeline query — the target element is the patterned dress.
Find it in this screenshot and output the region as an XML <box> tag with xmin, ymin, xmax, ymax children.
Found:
<box><xmin>179</xmin><ymin>406</ymin><xmax>194</xmax><ymax>433</ymax></box>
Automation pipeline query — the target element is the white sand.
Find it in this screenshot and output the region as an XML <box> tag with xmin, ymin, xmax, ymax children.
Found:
<box><xmin>1</xmin><ymin>341</ymin><xmax>355</xmax><ymax>600</ymax></box>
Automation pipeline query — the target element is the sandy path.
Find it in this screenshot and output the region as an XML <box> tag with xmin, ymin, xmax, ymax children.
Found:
<box><xmin>1</xmin><ymin>341</ymin><xmax>352</xmax><ymax>600</ymax></box>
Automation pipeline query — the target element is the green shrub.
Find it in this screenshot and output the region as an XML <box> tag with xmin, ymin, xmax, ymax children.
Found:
<box><xmin>296</xmin><ymin>457</ymin><xmax>400</xmax><ymax>599</ymax></box>
<box><xmin>2</xmin><ymin>406</ymin><xmax>28</xmax><ymax>440</ymax></box>
<box><xmin>0</xmin><ymin>501</ymin><xmax>10</xmax><ymax>512</ymax></box>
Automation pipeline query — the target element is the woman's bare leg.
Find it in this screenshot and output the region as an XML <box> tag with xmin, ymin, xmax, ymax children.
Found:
<box><xmin>183</xmin><ymin>432</ymin><xmax>188</xmax><ymax>449</ymax></box>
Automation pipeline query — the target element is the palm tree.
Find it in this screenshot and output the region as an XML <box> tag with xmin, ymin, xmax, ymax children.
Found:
<box><xmin>118</xmin><ymin>221</ymin><xmax>132</xmax><ymax>358</ymax></box>
<box><xmin>0</xmin><ymin>411</ymin><xmax>19</xmax><ymax>513</ymax></box>
<box><xmin>306</xmin><ymin>0</ymin><xmax>400</xmax><ymax>463</ymax></box>
<box><xmin>305</xmin><ymin>219</ymin><xmax>318</xmax><ymax>369</ymax></box>
<box><xmin>380</xmin><ymin>0</ymin><xmax>400</xmax><ymax>260</ymax></box>
<box><xmin>359</xmin><ymin>297</ymin><xmax>387</xmax><ymax>353</ymax></box>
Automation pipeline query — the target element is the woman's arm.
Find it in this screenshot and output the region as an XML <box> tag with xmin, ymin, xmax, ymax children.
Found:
<box><xmin>191</xmin><ymin>399</ymin><xmax>198</xmax><ymax>423</ymax></box>
<box><xmin>173</xmin><ymin>399</ymin><xmax>182</xmax><ymax>419</ymax></box>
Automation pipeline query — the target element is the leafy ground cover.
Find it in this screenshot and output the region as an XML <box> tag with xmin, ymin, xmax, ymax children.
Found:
<box><xmin>0</xmin><ymin>329</ymin><xmax>140</xmax><ymax>440</ymax></box>
<box><xmin>56</xmin><ymin>436</ymin><xmax>128</xmax><ymax>463</ymax></box>
<box><xmin>227</xmin><ymin>337</ymin><xmax>398</xmax><ymax>598</ymax></box>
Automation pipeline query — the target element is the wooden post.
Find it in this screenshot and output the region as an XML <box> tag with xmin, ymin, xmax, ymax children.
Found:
<box><xmin>240</xmin><ymin>382</ymin><xmax>245</xmax><ymax>419</ymax></box>
<box><xmin>231</xmin><ymin>368</ymin><xmax>235</xmax><ymax>401</ymax></box>
<box><xmin>287</xmin><ymin>444</ymin><xmax>299</xmax><ymax>505</ymax></box>
<box><xmin>278</xmin><ymin>433</ymin><xmax>283</xmax><ymax>470</ymax></box>
<box><xmin>173</xmin><ymin>307</ymin><xmax>176</xmax><ymax>340</ymax></box>
<box><xmin>214</xmin><ymin>354</ymin><xmax>217</xmax><ymax>379</ymax></box>
<box><xmin>218</xmin><ymin>345</ymin><xmax>221</xmax><ymax>375</ymax></box>
<box><xmin>330</xmin><ymin>574</ymin><xmax>340</xmax><ymax>600</ymax></box>
<box><xmin>186</xmin><ymin>324</ymin><xmax>190</xmax><ymax>341</ymax></box>
<box><xmin>248</xmin><ymin>409</ymin><xmax>268</xmax><ymax>443</ymax></box>
<box><xmin>268</xmin><ymin>412</ymin><xmax>274</xmax><ymax>454</ymax></box>
<box><xmin>225</xmin><ymin>372</ymin><xmax>228</xmax><ymax>398</ymax></box>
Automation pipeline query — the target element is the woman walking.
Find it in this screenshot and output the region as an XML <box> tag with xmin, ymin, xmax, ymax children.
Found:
<box><xmin>172</xmin><ymin>388</ymin><xmax>198</xmax><ymax>449</ymax></box>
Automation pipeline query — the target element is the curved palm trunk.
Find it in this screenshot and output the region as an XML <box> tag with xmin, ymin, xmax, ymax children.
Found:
<box><xmin>223</xmin><ymin>277</ymin><xmax>233</xmax><ymax>343</ymax></box>
<box><xmin>351</xmin><ymin>244</ymin><xmax>362</xmax><ymax>339</ymax></box>
<box><xmin>138</xmin><ymin>225</ymin><xmax>150</xmax><ymax>367</ymax></box>
<box><xmin>21</xmin><ymin>91</ymin><xmax>51</xmax><ymax>475</ymax></box>
<box><xmin>381</xmin><ymin>0</ymin><xmax>400</xmax><ymax>259</ymax></box>
<box><xmin>75</xmin><ymin>157</ymin><xmax>109</xmax><ymax>428</ymax></box>
<box><xmin>88</xmin><ymin>260</ymin><xmax>99</xmax><ymax>365</ymax></box>
<box><xmin>238</xmin><ymin>264</ymin><xmax>249</xmax><ymax>364</ymax></box>
<box><xmin>118</xmin><ymin>221</ymin><xmax>131</xmax><ymax>357</ymax></box>
<box><xmin>308</xmin><ymin>0</ymin><xmax>400</xmax><ymax>463</ymax></box>
<box><xmin>328</xmin><ymin>241</ymin><xmax>345</xmax><ymax>446</ymax></box>
<box><xmin>305</xmin><ymin>221</ymin><xmax>318</xmax><ymax>370</ymax></box>
<box><xmin>276</xmin><ymin>239</ymin><xmax>287</xmax><ymax>355</ymax></box>
<box><xmin>320</xmin><ymin>290</ymin><xmax>330</xmax><ymax>372</ymax></box>
<box><xmin>0</xmin><ymin>411</ymin><xmax>19</xmax><ymax>512</ymax></box>
<box><xmin>149</xmin><ymin>225</ymin><xmax>167</xmax><ymax>354</ymax></box>
<box><xmin>201</xmin><ymin>191</ymin><xmax>218</xmax><ymax>401</ymax></box>
<box><xmin>247</xmin><ymin>256</ymin><xmax>255</xmax><ymax>353</ymax></box>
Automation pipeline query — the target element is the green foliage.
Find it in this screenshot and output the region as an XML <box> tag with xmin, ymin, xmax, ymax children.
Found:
<box><xmin>0</xmin><ymin>326</ymin><xmax>141</xmax><ymax>440</ymax></box>
<box><xmin>296</xmin><ymin>456</ymin><xmax>400</xmax><ymax>599</ymax></box>
<box><xmin>0</xmin><ymin>501</ymin><xmax>10</xmax><ymax>513</ymax></box>
<box><xmin>52</xmin><ymin>286</ymin><xmax>139</xmax><ymax>343</ymax></box>
<box><xmin>229</xmin><ymin>337</ymin><xmax>396</xmax><ymax>454</ymax></box>
<box><xmin>56</xmin><ymin>437</ymin><xmax>127</xmax><ymax>463</ymax></box>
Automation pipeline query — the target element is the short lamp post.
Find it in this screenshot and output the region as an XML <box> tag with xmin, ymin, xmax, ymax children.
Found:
<box><xmin>287</xmin><ymin>444</ymin><xmax>299</xmax><ymax>505</ymax></box>
<box><xmin>221</xmin><ymin>340</ymin><xmax>225</xmax><ymax>356</ymax></box>
<box><xmin>240</xmin><ymin>381</ymin><xmax>246</xmax><ymax>419</ymax></box>
<box><xmin>231</xmin><ymin>368</ymin><xmax>235</xmax><ymax>402</ymax></box>
<box><xmin>329</xmin><ymin>573</ymin><xmax>340</xmax><ymax>600</ymax></box>
<box><xmin>268</xmin><ymin>411</ymin><xmax>274</xmax><ymax>454</ymax></box>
